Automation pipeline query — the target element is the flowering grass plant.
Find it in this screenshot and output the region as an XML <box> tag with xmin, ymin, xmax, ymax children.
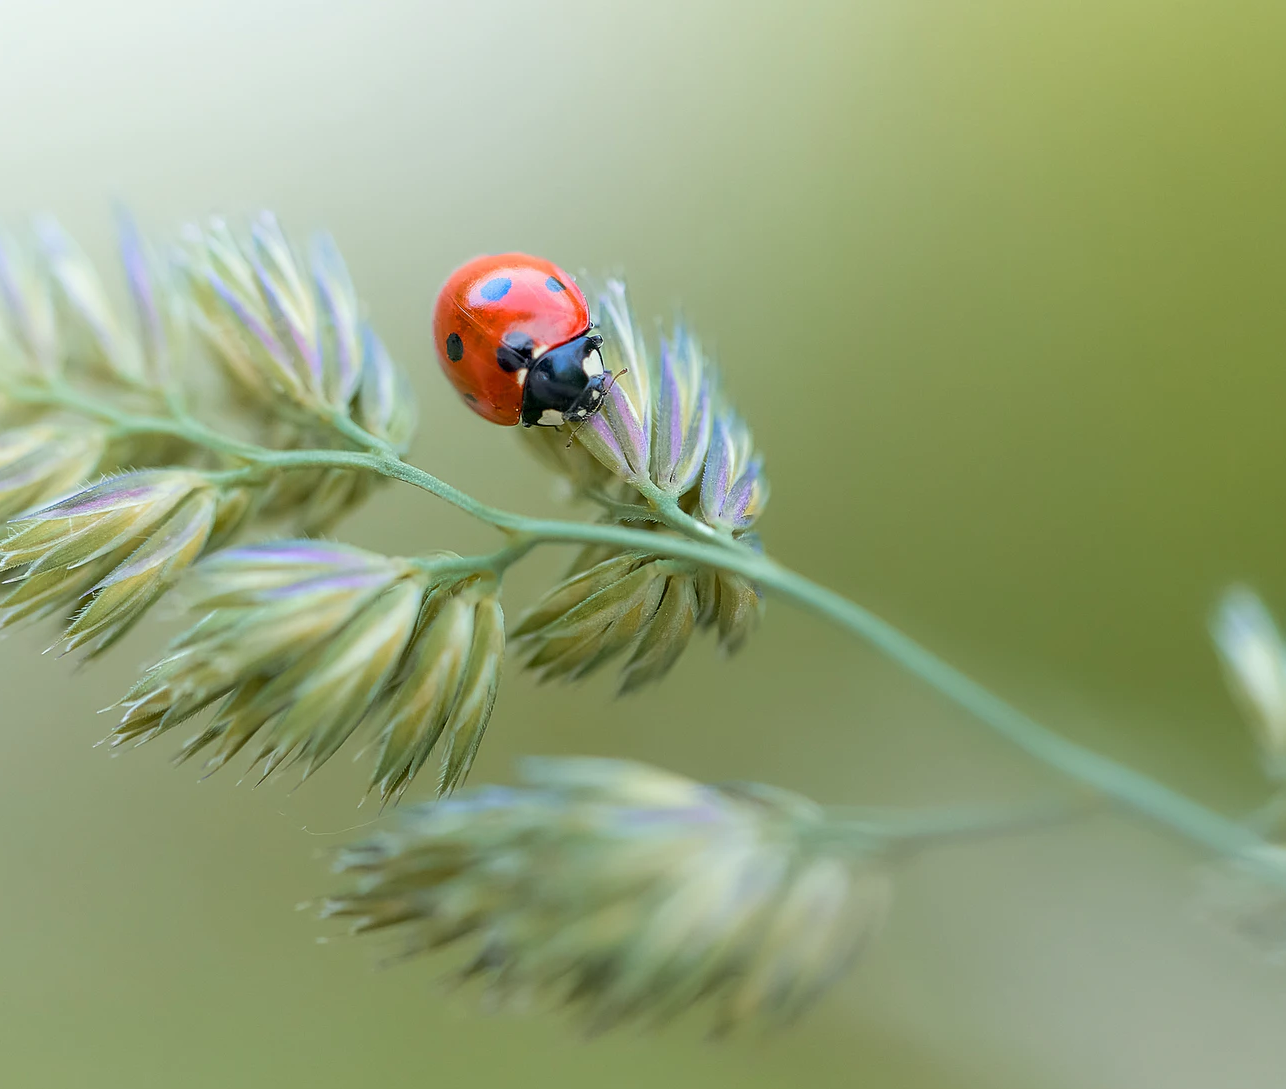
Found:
<box><xmin>1</xmin><ymin>211</ymin><xmax>1283</xmax><ymax>1032</ymax></box>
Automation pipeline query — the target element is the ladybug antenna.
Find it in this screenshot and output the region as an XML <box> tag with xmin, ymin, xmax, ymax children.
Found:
<box><xmin>565</xmin><ymin>368</ymin><xmax>628</xmax><ymax>449</ymax></box>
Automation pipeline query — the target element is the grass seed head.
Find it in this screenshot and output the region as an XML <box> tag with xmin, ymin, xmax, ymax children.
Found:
<box><xmin>324</xmin><ymin>757</ymin><xmax>890</xmax><ymax>1033</ymax></box>
<box><xmin>1211</xmin><ymin>586</ymin><xmax>1286</xmax><ymax>778</ymax></box>
<box><xmin>513</xmin><ymin>553</ymin><xmax>700</xmax><ymax>692</ymax></box>
<box><xmin>517</xmin><ymin>281</ymin><xmax>767</xmax><ymax>539</ymax></box>
<box><xmin>511</xmin><ymin>280</ymin><xmax>768</xmax><ymax>665</ymax></box>
<box><xmin>2</xmin><ymin>214</ymin><xmax>189</xmax><ymax>391</ymax></box>
<box><xmin>112</xmin><ymin>541</ymin><xmax>505</xmax><ymax>797</ymax></box>
<box><xmin>514</xmin><ymin>548</ymin><xmax>763</xmax><ymax>691</ymax></box>
<box><xmin>0</xmin><ymin>469</ymin><xmax>218</xmax><ymax>647</ymax></box>
<box><xmin>181</xmin><ymin>214</ymin><xmax>417</xmax><ymax>448</ymax></box>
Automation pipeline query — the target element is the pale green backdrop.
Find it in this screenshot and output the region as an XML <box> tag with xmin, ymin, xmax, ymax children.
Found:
<box><xmin>1</xmin><ymin>2</ymin><xmax>1284</xmax><ymax>1087</ymax></box>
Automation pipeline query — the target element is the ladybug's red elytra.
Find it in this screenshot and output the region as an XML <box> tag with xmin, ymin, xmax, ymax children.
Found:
<box><xmin>432</xmin><ymin>253</ymin><xmax>608</xmax><ymax>427</ymax></box>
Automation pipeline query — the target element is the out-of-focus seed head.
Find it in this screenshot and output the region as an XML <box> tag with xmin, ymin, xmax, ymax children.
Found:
<box><xmin>355</xmin><ymin>322</ymin><xmax>417</xmax><ymax>450</ymax></box>
<box><xmin>36</xmin><ymin>217</ymin><xmax>147</xmax><ymax>386</ymax></box>
<box><xmin>324</xmin><ymin>757</ymin><xmax>890</xmax><ymax>1033</ymax></box>
<box><xmin>0</xmin><ymin>215</ymin><xmax>190</xmax><ymax>392</ymax></box>
<box><xmin>0</xmin><ymin>229</ymin><xmax>60</xmax><ymax>378</ymax></box>
<box><xmin>184</xmin><ymin>213</ymin><xmax>318</xmax><ymax>404</ymax></box>
<box><xmin>0</xmin><ymin>423</ymin><xmax>107</xmax><ymax>521</ymax></box>
<box><xmin>1211</xmin><ymin>586</ymin><xmax>1286</xmax><ymax>778</ymax></box>
<box><xmin>0</xmin><ymin>469</ymin><xmax>224</xmax><ymax>651</ymax></box>
<box><xmin>182</xmin><ymin>214</ymin><xmax>418</xmax><ymax>450</ymax></box>
<box><xmin>307</xmin><ymin>232</ymin><xmax>363</xmax><ymax>409</ymax></box>
<box><xmin>112</xmin><ymin>542</ymin><xmax>505</xmax><ymax>797</ymax></box>
<box><xmin>114</xmin><ymin>209</ymin><xmax>190</xmax><ymax>389</ymax></box>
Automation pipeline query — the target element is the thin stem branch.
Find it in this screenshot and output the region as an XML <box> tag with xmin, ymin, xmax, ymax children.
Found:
<box><xmin>829</xmin><ymin>796</ymin><xmax>1099</xmax><ymax>854</ymax></box>
<box><xmin>15</xmin><ymin>379</ymin><xmax>1284</xmax><ymax>880</ymax></box>
<box><xmin>372</xmin><ymin>459</ymin><xmax>1286</xmax><ymax>874</ymax></box>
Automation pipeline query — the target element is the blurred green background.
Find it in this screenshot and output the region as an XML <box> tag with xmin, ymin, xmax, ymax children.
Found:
<box><xmin>1</xmin><ymin>1</ymin><xmax>1285</xmax><ymax>1086</ymax></box>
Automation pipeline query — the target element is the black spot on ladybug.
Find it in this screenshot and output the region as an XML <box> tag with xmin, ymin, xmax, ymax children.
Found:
<box><xmin>463</xmin><ymin>392</ymin><xmax>478</xmax><ymax>403</ymax></box>
<box><xmin>480</xmin><ymin>277</ymin><xmax>512</xmax><ymax>302</ymax></box>
<box><xmin>445</xmin><ymin>332</ymin><xmax>464</xmax><ymax>362</ymax></box>
<box><xmin>545</xmin><ymin>276</ymin><xmax>566</xmax><ymax>293</ymax></box>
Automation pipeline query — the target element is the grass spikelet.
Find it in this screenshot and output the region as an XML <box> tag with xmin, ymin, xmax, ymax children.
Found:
<box><xmin>0</xmin><ymin>469</ymin><xmax>221</xmax><ymax>645</ymax></box>
<box><xmin>434</xmin><ymin>586</ymin><xmax>505</xmax><ymax>795</ymax></box>
<box><xmin>618</xmin><ymin>574</ymin><xmax>698</xmax><ymax>692</ymax></box>
<box><xmin>60</xmin><ymin>490</ymin><xmax>217</xmax><ymax>654</ymax></box>
<box><xmin>36</xmin><ymin>217</ymin><xmax>147</xmax><ymax>384</ymax></box>
<box><xmin>0</xmin><ymin>423</ymin><xmax>107</xmax><ymax>520</ymax></box>
<box><xmin>513</xmin><ymin>282</ymin><xmax>767</xmax><ymax>663</ymax></box>
<box><xmin>243</xmin><ymin>577</ymin><xmax>425</xmax><ymax>782</ymax></box>
<box><xmin>1</xmin><ymin>214</ymin><xmax>189</xmax><ymax>396</ymax></box>
<box><xmin>513</xmin><ymin>549</ymin><xmax>761</xmax><ymax>691</ymax></box>
<box><xmin>323</xmin><ymin>757</ymin><xmax>890</xmax><ymax>1033</ymax></box>
<box><xmin>523</xmin><ymin>284</ymin><xmax>766</xmax><ymax>537</ymax></box>
<box><xmin>354</xmin><ymin>323</ymin><xmax>417</xmax><ymax>450</ymax></box>
<box><xmin>181</xmin><ymin>214</ymin><xmax>417</xmax><ymax>446</ymax></box>
<box><xmin>113</xmin><ymin>541</ymin><xmax>414</xmax><ymax>750</ymax></box>
<box><xmin>700</xmin><ymin>410</ymin><xmax>768</xmax><ymax>533</ymax></box>
<box><xmin>576</xmin><ymin>280</ymin><xmax>653</xmax><ymax>484</ymax></box>
<box><xmin>367</xmin><ymin>592</ymin><xmax>473</xmax><ymax>800</ymax></box>
<box><xmin>513</xmin><ymin>554</ymin><xmax>698</xmax><ymax>690</ymax></box>
<box><xmin>651</xmin><ymin>326</ymin><xmax>713</xmax><ymax>497</ymax></box>
<box><xmin>695</xmin><ymin>564</ymin><xmax>765</xmax><ymax>656</ymax></box>
<box><xmin>112</xmin><ymin>541</ymin><xmax>506</xmax><ymax>796</ymax></box>
<box><xmin>114</xmin><ymin>209</ymin><xmax>189</xmax><ymax>388</ymax></box>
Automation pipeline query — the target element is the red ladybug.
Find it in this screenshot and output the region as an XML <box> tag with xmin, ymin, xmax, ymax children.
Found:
<box><xmin>433</xmin><ymin>253</ymin><xmax>608</xmax><ymax>427</ymax></box>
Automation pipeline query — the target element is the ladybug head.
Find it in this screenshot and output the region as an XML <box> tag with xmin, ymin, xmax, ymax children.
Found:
<box><xmin>520</xmin><ymin>332</ymin><xmax>609</xmax><ymax>428</ymax></box>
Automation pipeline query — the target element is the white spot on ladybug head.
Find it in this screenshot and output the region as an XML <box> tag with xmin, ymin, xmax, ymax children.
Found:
<box><xmin>581</xmin><ymin>349</ymin><xmax>605</xmax><ymax>379</ymax></box>
<box><xmin>515</xmin><ymin>367</ymin><xmax>529</xmax><ymax>385</ymax></box>
<box><xmin>538</xmin><ymin>408</ymin><xmax>565</xmax><ymax>427</ymax></box>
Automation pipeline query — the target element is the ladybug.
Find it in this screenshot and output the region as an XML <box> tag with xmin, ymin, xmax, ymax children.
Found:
<box><xmin>432</xmin><ymin>253</ymin><xmax>609</xmax><ymax>427</ymax></box>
